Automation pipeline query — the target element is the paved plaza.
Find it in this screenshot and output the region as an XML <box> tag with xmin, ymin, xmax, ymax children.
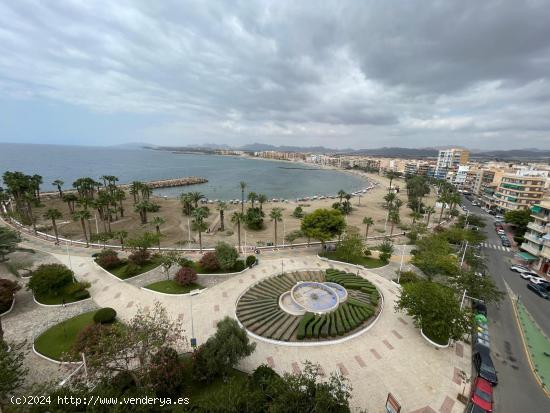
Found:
<box><xmin>2</xmin><ymin>235</ymin><xmax>470</xmax><ymax>412</ymax></box>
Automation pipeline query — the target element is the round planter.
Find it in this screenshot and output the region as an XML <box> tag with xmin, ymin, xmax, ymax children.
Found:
<box><xmin>420</xmin><ymin>328</ymin><xmax>450</xmax><ymax>348</ymax></box>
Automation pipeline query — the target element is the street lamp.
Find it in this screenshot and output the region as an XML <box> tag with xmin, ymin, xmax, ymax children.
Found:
<box><xmin>397</xmin><ymin>244</ymin><xmax>406</xmax><ymax>283</ymax></box>
<box><xmin>189</xmin><ymin>289</ymin><xmax>201</xmax><ymax>348</ymax></box>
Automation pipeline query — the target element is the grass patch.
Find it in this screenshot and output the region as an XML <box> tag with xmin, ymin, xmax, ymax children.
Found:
<box><xmin>34</xmin><ymin>311</ymin><xmax>97</xmax><ymax>361</ymax></box>
<box><xmin>144</xmin><ymin>280</ymin><xmax>203</xmax><ymax>294</ymax></box>
<box><xmin>108</xmin><ymin>257</ymin><xmax>162</xmax><ymax>280</ymax></box>
<box><xmin>321</xmin><ymin>252</ymin><xmax>386</xmax><ymax>268</ymax></box>
<box><xmin>34</xmin><ymin>281</ymin><xmax>90</xmax><ymax>305</ymax></box>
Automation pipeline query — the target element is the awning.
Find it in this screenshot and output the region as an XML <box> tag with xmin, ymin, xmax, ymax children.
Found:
<box><xmin>516</xmin><ymin>251</ymin><xmax>538</xmax><ymax>261</ymax></box>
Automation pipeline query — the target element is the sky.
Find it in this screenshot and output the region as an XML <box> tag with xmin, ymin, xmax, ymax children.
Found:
<box><xmin>1</xmin><ymin>0</ymin><xmax>550</xmax><ymax>150</ymax></box>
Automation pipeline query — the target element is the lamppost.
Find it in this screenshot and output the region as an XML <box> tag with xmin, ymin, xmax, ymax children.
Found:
<box><xmin>282</xmin><ymin>219</ymin><xmax>286</xmax><ymax>248</ymax></box>
<box><xmin>460</xmin><ymin>241</ymin><xmax>469</xmax><ymax>268</ymax></box>
<box><xmin>397</xmin><ymin>244</ymin><xmax>406</xmax><ymax>283</ymax></box>
<box><xmin>189</xmin><ymin>289</ymin><xmax>200</xmax><ymax>348</ymax></box>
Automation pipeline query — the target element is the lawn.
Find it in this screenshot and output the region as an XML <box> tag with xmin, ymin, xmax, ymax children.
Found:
<box><xmin>108</xmin><ymin>257</ymin><xmax>162</xmax><ymax>280</ymax></box>
<box><xmin>34</xmin><ymin>310</ymin><xmax>97</xmax><ymax>361</ymax></box>
<box><xmin>34</xmin><ymin>281</ymin><xmax>90</xmax><ymax>305</ymax></box>
<box><xmin>320</xmin><ymin>252</ymin><xmax>386</xmax><ymax>268</ymax></box>
<box><xmin>144</xmin><ymin>280</ymin><xmax>203</xmax><ymax>294</ymax></box>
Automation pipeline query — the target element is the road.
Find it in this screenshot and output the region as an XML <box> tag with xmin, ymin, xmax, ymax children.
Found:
<box><xmin>461</xmin><ymin>196</ymin><xmax>550</xmax><ymax>412</ymax></box>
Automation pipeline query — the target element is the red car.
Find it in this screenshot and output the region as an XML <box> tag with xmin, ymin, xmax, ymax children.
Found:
<box><xmin>471</xmin><ymin>376</ymin><xmax>494</xmax><ymax>412</ymax></box>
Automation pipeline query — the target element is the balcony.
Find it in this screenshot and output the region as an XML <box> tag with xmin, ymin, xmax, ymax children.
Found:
<box><xmin>527</xmin><ymin>221</ymin><xmax>548</xmax><ymax>234</ymax></box>
<box><xmin>542</xmin><ymin>246</ymin><xmax>550</xmax><ymax>260</ymax></box>
<box><xmin>521</xmin><ymin>242</ymin><xmax>541</xmax><ymax>257</ymax></box>
<box><xmin>524</xmin><ymin>232</ymin><xmax>543</xmax><ymax>244</ymax></box>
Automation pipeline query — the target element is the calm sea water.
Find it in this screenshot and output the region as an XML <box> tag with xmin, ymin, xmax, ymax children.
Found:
<box><xmin>0</xmin><ymin>143</ymin><xmax>366</xmax><ymax>200</ymax></box>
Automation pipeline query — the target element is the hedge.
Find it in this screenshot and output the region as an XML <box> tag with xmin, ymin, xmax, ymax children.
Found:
<box><xmin>312</xmin><ymin>316</ymin><xmax>325</xmax><ymax>338</ymax></box>
<box><xmin>335</xmin><ymin>310</ymin><xmax>345</xmax><ymax>336</ymax></box>
<box><xmin>320</xmin><ymin>315</ymin><xmax>330</xmax><ymax>338</ymax></box>
<box><xmin>93</xmin><ymin>307</ymin><xmax>117</xmax><ymax>324</ymax></box>
<box><xmin>329</xmin><ymin>312</ymin><xmax>338</xmax><ymax>337</ymax></box>
<box><xmin>297</xmin><ymin>312</ymin><xmax>315</xmax><ymax>340</ymax></box>
<box><xmin>306</xmin><ymin>316</ymin><xmax>318</xmax><ymax>338</ymax></box>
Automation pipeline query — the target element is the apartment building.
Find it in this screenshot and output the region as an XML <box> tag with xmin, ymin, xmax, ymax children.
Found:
<box><xmin>520</xmin><ymin>200</ymin><xmax>550</xmax><ymax>274</ymax></box>
<box><xmin>492</xmin><ymin>170</ymin><xmax>547</xmax><ymax>212</ymax></box>
<box><xmin>404</xmin><ymin>161</ymin><xmax>435</xmax><ymax>178</ymax></box>
<box><xmin>434</xmin><ymin>148</ymin><xmax>470</xmax><ymax>180</ymax></box>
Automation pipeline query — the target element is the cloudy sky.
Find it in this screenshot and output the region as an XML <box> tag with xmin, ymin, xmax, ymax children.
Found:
<box><xmin>1</xmin><ymin>0</ymin><xmax>550</xmax><ymax>149</ymax></box>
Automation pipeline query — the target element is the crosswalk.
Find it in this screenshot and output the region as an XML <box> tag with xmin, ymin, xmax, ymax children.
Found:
<box><xmin>480</xmin><ymin>242</ymin><xmax>511</xmax><ymax>252</ymax></box>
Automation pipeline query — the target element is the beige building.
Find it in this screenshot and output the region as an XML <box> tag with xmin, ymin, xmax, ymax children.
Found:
<box><xmin>434</xmin><ymin>148</ymin><xmax>470</xmax><ymax>180</ymax></box>
<box><xmin>520</xmin><ymin>199</ymin><xmax>550</xmax><ymax>274</ymax></box>
<box><xmin>493</xmin><ymin>171</ymin><xmax>547</xmax><ymax>211</ymax></box>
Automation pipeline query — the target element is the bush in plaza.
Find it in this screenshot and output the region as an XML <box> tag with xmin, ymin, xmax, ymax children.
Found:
<box><xmin>94</xmin><ymin>307</ymin><xmax>117</xmax><ymax>324</ymax></box>
<box><xmin>63</xmin><ymin>281</ymin><xmax>91</xmax><ymax>296</ymax></box>
<box><xmin>147</xmin><ymin>347</ymin><xmax>186</xmax><ymax>397</ymax></box>
<box><xmin>378</xmin><ymin>238</ymin><xmax>394</xmax><ymax>264</ymax></box>
<box><xmin>72</xmin><ymin>323</ymin><xmax>114</xmax><ymax>356</ymax></box>
<box><xmin>175</xmin><ymin>267</ymin><xmax>197</xmax><ymax>286</ymax></box>
<box><xmin>199</xmin><ymin>252</ymin><xmax>219</xmax><ymax>271</ymax></box>
<box><xmin>0</xmin><ymin>278</ymin><xmax>20</xmax><ymax>313</ymax></box>
<box><xmin>192</xmin><ymin>317</ymin><xmax>255</xmax><ymax>383</ymax></box>
<box><xmin>73</xmin><ymin>290</ymin><xmax>91</xmax><ymax>300</ymax></box>
<box><xmin>27</xmin><ymin>264</ymin><xmax>73</xmax><ymax>296</ymax></box>
<box><xmin>246</xmin><ymin>255</ymin><xmax>257</xmax><ymax>267</ymax></box>
<box><xmin>123</xmin><ymin>262</ymin><xmax>140</xmax><ymax>277</ymax></box>
<box><xmin>128</xmin><ymin>249</ymin><xmax>150</xmax><ymax>266</ymax></box>
<box><xmin>95</xmin><ymin>249</ymin><xmax>121</xmax><ymax>269</ymax></box>
<box><xmin>396</xmin><ymin>271</ymin><xmax>419</xmax><ymax>284</ymax></box>
<box><xmin>215</xmin><ymin>242</ymin><xmax>239</xmax><ymax>271</ymax></box>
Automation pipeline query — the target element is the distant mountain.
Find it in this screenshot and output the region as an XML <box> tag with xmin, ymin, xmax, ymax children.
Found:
<box><xmin>237</xmin><ymin>142</ymin><xmax>352</xmax><ymax>153</ymax></box>
<box><xmin>471</xmin><ymin>149</ymin><xmax>550</xmax><ymax>160</ymax></box>
<box><xmin>349</xmin><ymin>147</ymin><xmax>439</xmax><ymax>158</ymax></box>
<box><xmin>110</xmin><ymin>142</ymin><xmax>154</xmax><ymax>149</ymax></box>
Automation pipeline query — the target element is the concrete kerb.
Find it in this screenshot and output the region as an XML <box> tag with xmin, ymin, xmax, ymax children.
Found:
<box><xmin>141</xmin><ymin>286</ymin><xmax>208</xmax><ymax>297</ymax></box>
<box><xmin>32</xmin><ymin>294</ymin><xmax>92</xmax><ymax>308</ymax></box>
<box><xmin>0</xmin><ymin>295</ymin><xmax>16</xmax><ymax>316</ymax></box>
<box><xmin>316</xmin><ymin>255</ymin><xmax>392</xmax><ymax>272</ymax></box>
<box><xmin>32</xmin><ymin>343</ymin><xmax>83</xmax><ymax>365</ymax></box>
<box><xmin>420</xmin><ymin>328</ymin><xmax>450</xmax><ymax>349</ymax></box>
<box><xmin>233</xmin><ymin>267</ymin><xmax>385</xmax><ymax>347</ymax></box>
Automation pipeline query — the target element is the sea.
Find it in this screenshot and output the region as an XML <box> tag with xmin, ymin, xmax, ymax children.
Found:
<box><xmin>0</xmin><ymin>143</ymin><xmax>367</xmax><ymax>200</ymax></box>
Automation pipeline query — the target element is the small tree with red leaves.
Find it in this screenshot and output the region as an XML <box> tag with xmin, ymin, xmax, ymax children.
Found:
<box><xmin>175</xmin><ymin>267</ymin><xmax>197</xmax><ymax>286</ymax></box>
<box><xmin>199</xmin><ymin>252</ymin><xmax>219</xmax><ymax>271</ymax></box>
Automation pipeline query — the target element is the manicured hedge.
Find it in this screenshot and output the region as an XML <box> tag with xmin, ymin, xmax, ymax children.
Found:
<box><xmin>94</xmin><ymin>307</ymin><xmax>117</xmax><ymax>324</ymax></box>
<box><xmin>297</xmin><ymin>312</ymin><xmax>315</xmax><ymax>340</ymax></box>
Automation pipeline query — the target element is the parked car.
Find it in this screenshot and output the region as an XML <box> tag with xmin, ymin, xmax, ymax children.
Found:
<box><xmin>470</xmin><ymin>376</ymin><xmax>494</xmax><ymax>412</ymax></box>
<box><xmin>529</xmin><ymin>277</ymin><xmax>548</xmax><ymax>285</ymax></box>
<box><xmin>527</xmin><ymin>283</ymin><xmax>549</xmax><ymax>299</ymax></box>
<box><xmin>473</xmin><ymin>345</ymin><xmax>498</xmax><ymax>385</ymax></box>
<box><xmin>473</xmin><ymin>301</ymin><xmax>488</xmax><ymax>316</ymax></box>
<box><xmin>501</xmin><ymin>239</ymin><xmax>511</xmax><ymax>247</ymax></box>
<box><xmin>465</xmin><ymin>402</ymin><xmax>491</xmax><ymax>413</ymax></box>
<box><xmin>473</xmin><ymin>334</ymin><xmax>491</xmax><ymax>349</ymax></box>
<box><xmin>496</xmin><ymin>229</ymin><xmax>505</xmax><ymax>235</ymax></box>
<box><xmin>510</xmin><ymin>264</ymin><xmax>530</xmax><ymax>273</ymax></box>
<box><xmin>520</xmin><ymin>271</ymin><xmax>539</xmax><ymax>280</ymax></box>
<box><xmin>495</xmin><ymin>214</ymin><xmax>504</xmax><ymax>220</ymax></box>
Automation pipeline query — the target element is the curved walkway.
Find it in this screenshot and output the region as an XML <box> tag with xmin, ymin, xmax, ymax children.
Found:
<box><xmin>2</xmin><ymin>231</ymin><xmax>469</xmax><ymax>412</ymax></box>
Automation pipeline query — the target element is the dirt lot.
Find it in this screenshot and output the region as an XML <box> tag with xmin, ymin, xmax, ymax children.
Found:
<box><xmin>31</xmin><ymin>172</ymin><xmax>437</xmax><ymax>249</ymax></box>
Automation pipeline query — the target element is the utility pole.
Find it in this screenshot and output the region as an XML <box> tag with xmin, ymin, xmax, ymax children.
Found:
<box><xmin>460</xmin><ymin>241</ymin><xmax>469</xmax><ymax>268</ymax></box>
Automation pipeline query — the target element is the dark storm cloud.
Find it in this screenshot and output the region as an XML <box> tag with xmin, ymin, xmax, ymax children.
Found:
<box><xmin>0</xmin><ymin>0</ymin><xmax>549</xmax><ymax>148</ymax></box>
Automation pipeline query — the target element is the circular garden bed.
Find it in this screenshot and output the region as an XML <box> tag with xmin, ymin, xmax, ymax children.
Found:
<box><xmin>236</xmin><ymin>269</ymin><xmax>381</xmax><ymax>343</ymax></box>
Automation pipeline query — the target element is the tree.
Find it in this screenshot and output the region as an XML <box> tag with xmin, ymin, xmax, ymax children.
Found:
<box><xmin>0</xmin><ymin>342</ymin><xmax>27</xmax><ymax>401</ymax></box>
<box><xmin>384</xmin><ymin>192</ymin><xmax>396</xmax><ymax>209</ymax></box>
<box><xmin>504</xmin><ymin>209</ymin><xmax>533</xmax><ymax>238</ymax></box>
<box><xmin>362</xmin><ymin>216</ymin><xmax>374</xmax><ymax>240</ymax></box>
<box><xmin>395</xmin><ymin>280</ymin><xmax>472</xmax><ymax>344</ymax></box>
<box><xmin>285</xmin><ymin>230</ymin><xmax>303</xmax><ymax>246</ymax></box>
<box><xmin>71</xmin><ymin>302</ymin><xmax>186</xmax><ymax>390</ymax></box>
<box><xmin>292</xmin><ymin>206</ymin><xmax>304</xmax><ymax>218</ymax></box>
<box><xmin>189</xmin><ymin>191</ymin><xmax>205</xmax><ymax>208</ymax></box>
<box><xmin>44</xmin><ymin>208</ymin><xmax>62</xmax><ymax>244</ymax></box>
<box><xmin>411</xmin><ymin>233</ymin><xmax>459</xmax><ymax>280</ymax></box>
<box><xmin>301</xmin><ymin>209</ymin><xmax>346</xmax><ymax>248</ymax></box>
<box><xmin>248</xmin><ymin>191</ymin><xmax>258</xmax><ymax>208</ymax></box>
<box><xmin>52</xmin><ymin>179</ymin><xmax>64</xmax><ymax>199</ymax></box>
<box><xmin>72</xmin><ymin>209</ymin><xmax>91</xmax><ymax>246</ymax></box>
<box><xmin>257</xmin><ymin>194</ymin><xmax>268</xmax><ymax>213</ymax></box>
<box><xmin>180</xmin><ymin>193</ymin><xmax>194</xmax><ymax>216</ymax></box>
<box><xmin>113</xmin><ymin>188</ymin><xmax>126</xmax><ymax>218</ymax></box>
<box><xmin>192</xmin><ymin>207</ymin><xmax>209</xmax><ymax>252</ymax></box>
<box><xmin>111</xmin><ymin>230</ymin><xmax>126</xmax><ymax>250</ymax></box>
<box><xmin>231</xmin><ymin>212</ymin><xmax>245</xmax><ymax>253</ymax></box>
<box><xmin>134</xmin><ymin>201</ymin><xmax>158</xmax><ymax>224</ymax></box>
<box><xmin>175</xmin><ymin>267</ymin><xmax>198</xmax><ymax>286</ymax></box>
<box><xmin>386</xmin><ymin>170</ymin><xmax>399</xmax><ymax>192</ymax></box>
<box><xmin>244</xmin><ymin>207</ymin><xmax>264</xmax><ymax>230</ymax></box>
<box><xmin>449</xmin><ymin>270</ymin><xmax>504</xmax><ymax>306</ymax></box>
<box><xmin>63</xmin><ymin>193</ymin><xmax>78</xmax><ymax>214</ymax></box>
<box><xmin>378</xmin><ymin>238</ymin><xmax>394</xmax><ymax>264</ymax></box>
<box><xmin>388</xmin><ymin>208</ymin><xmax>400</xmax><ymax>236</ymax></box>
<box><xmin>27</xmin><ymin>264</ymin><xmax>74</xmax><ymax>297</ymax></box>
<box><xmin>126</xmin><ymin>232</ymin><xmax>159</xmax><ymax>255</ymax></box>
<box><xmin>437</xmin><ymin>191</ymin><xmax>451</xmax><ymax>223</ymax></box>
<box><xmin>0</xmin><ymin>227</ymin><xmax>20</xmax><ymax>262</ymax></box>
<box><xmin>215</xmin><ymin>242</ymin><xmax>239</xmax><ymax>270</ymax></box>
<box><xmin>239</xmin><ymin>181</ymin><xmax>247</xmax><ymax>213</ymax></box>
<box><xmin>425</xmin><ymin>205</ymin><xmax>435</xmax><ymax>227</ymax></box>
<box><xmin>151</xmin><ymin>216</ymin><xmax>166</xmax><ymax>250</ymax></box>
<box><xmin>335</xmin><ymin>233</ymin><xmax>364</xmax><ymax>262</ymax></box>
<box><xmin>130</xmin><ymin>181</ymin><xmax>143</xmax><ymax>204</ymax></box>
<box><xmin>158</xmin><ymin>251</ymin><xmax>180</xmax><ymax>280</ymax></box>
<box><xmin>216</xmin><ymin>201</ymin><xmax>227</xmax><ymax>231</ymax></box>
<box><xmin>193</xmin><ymin>317</ymin><xmax>255</xmax><ymax>383</ymax></box>
<box><xmin>269</xmin><ymin>208</ymin><xmax>283</xmax><ymax>246</ymax></box>
<box><xmin>0</xmin><ymin>279</ymin><xmax>20</xmax><ymax>315</ymax></box>
<box><xmin>337</xmin><ymin>189</ymin><xmax>346</xmax><ymax>204</ymax></box>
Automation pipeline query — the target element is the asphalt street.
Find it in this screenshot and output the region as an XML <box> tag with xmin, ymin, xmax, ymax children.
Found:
<box><xmin>461</xmin><ymin>196</ymin><xmax>550</xmax><ymax>412</ymax></box>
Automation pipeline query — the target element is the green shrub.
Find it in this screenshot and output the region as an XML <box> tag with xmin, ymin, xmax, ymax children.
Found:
<box><xmin>128</xmin><ymin>249</ymin><xmax>150</xmax><ymax>266</ymax></box>
<box><xmin>94</xmin><ymin>307</ymin><xmax>117</xmax><ymax>324</ymax></box>
<box><xmin>63</xmin><ymin>281</ymin><xmax>91</xmax><ymax>296</ymax></box>
<box><xmin>312</xmin><ymin>316</ymin><xmax>324</xmax><ymax>338</ymax></box>
<box><xmin>246</xmin><ymin>255</ymin><xmax>257</xmax><ymax>267</ymax></box>
<box><xmin>199</xmin><ymin>252</ymin><xmax>219</xmax><ymax>271</ymax></box>
<box><xmin>73</xmin><ymin>290</ymin><xmax>91</xmax><ymax>300</ymax></box>
<box><xmin>95</xmin><ymin>249</ymin><xmax>121</xmax><ymax>269</ymax></box>
<box><xmin>175</xmin><ymin>267</ymin><xmax>198</xmax><ymax>286</ymax></box>
<box><xmin>305</xmin><ymin>316</ymin><xmax>317</xmax><ymax>338</ymax></box>
<box><xmin>27</xmin><ymin>264</ymin><xmax>73</xmax><ymax>296</ymax></box>
<box><xmin>0</xmin><ymin>279</ymin><xmax>20</xmax><ymax>313</ymax></box>
<box><xmin>320</xmin><ymin>316</ymin><xmax>330</xmax><ymax>338</ymax></box>
<box><xmin>329</xmin><ymin>313</ymin><xmax>338</xmax><ymax>337</ymax></box>
<box><xmin>335</xmin><ymin>310</ymin><xmax>345</xmax><ymax>335</ymax></box>
<box><xmin>123</xmin><ymin>261</ymin><xmax>140</xmax><ymax>277</ymax></box>
<box><xmin>364</xmin><ymin>248</ymin><xmax>372</xmax><ymax>256</ymax></box>
<box><xmin>215</xmin><ymin>242</ymin><xmax>239</xmax><ymax>270</ymax></box>
<box><xmin>297</xmin><ymin>313</ymin><xmax>315</xmax><ymax>340</ymax></box>
<box><xmin>397</xmin><ymin>271</ymin><xmax>419</xmax><ymax>284</ymax></box>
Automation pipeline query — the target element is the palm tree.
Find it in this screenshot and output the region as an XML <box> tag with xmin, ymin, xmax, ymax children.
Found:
<box><xmin>438</xmin><ymin>191</ymin><xmax>451</xmax><ymax>224</ymax></box>
<box><xmin>411</xmin><ymin>211</ymin><xmax>422</xmax><ymax>224</ymax></box>
<box><xmin>384</xmin><ymin>192</ymin><xmax>396</xmax><ymax>209</ymax></box>
<box><xmin>394</xmin><ymin>198</ymin><xmax>404</xmax><ymax>211</ymax></box>
<box><xmin>239</xmin><ymin>181</ymin><xmax>247</xmax><ymax>213</ymax></box>
<box><xmin>389</xmin><ymin>208</ymin><xmax>400</xmax><ymax>236</ymax></box>
<box><xmin>52</xmin><ymin>180</ymin><xmax>64</xmax><ymax>199</ymax></box>
<box><xmin>180</xmin><ymin>193</ymin><xmax>194</xmax><ymax>216</ymax></box>
<box><xmin>24</xmin><ymin>193</ymin><xmax>36</xmax><ymax>233</ymax></box>
<box><xmin>192</xmin><ymin>207</ymin><xmax>209</xmax><ymax>252</ymax></box>
<box><xmin>216</xmin><ymin>201</ymin><xmax>227</xmax><ymax>231</ymax></box>
<box><xmin>362</xmin><ymin>216</ymin><xmax>374</xmax><ymax>240</ymax></box>
<box><xmin>113</xmin><ymin>189</ymin><xmax>126</xmax><ymax>218</ymax></box>
<box><xmin>130</xmin><ymin>181</ymin><xmax>142</xmax><ymax>204</ymax></box>
<box><xmin>63</xmin><ymin>193</ymin><xmax>78</xmax><ymax>214</ymax></box>
<box><xmin>151</xmin><ymin>216</ymin><xmax>166</xmax><ymax>250</ymax></box>
<box><xmin>231</xmin><ymin>212</ymin><xmax>245</xmax><ymax>253</ymax></box>
<box><xmin>135</xmin><ymin>201</ymin><xmax>154</xmax><ymax>224</ymax></box>
<box><xmin>386</xmin><ymin>170</ymin><xmax>398</xmax><ymax>192</ymax></box>
<box><xmin>44</xmin><ymin>208</ymin><xmax>62</xmax><ymax>243</ymax></box>
<box><xmin>73</xmin><ymin>210</ymin><xmax>91</xmax><ymax>246</ymax></box>
<box><xmin>31</xmin><ymin>174</ymin><xmax>42</xmax><ymax>201</ymax></box>
<box><xmin>189</xmin><ymin>191</ymin><xmax>205</xmax><ymax>208</ymax></box>
<box><xmin>425</xmin><ymin>206</ymin><xmax>436</xmax><ymax>227</ymax></box>
<box><xmin>258</xmin><ymin>194</ymin><xmax>268</xmax><ymax>213</ymax></box>
<box><xmin>269</xmin><ymin>208</ymin><xmax>283</xmax><ymax>246</ymax></box>
<box><xmin>248</xmin><ymin>191</ymin><xmax>258</xmax><ymax>209</ymax></box>
<box><xmin>337</xmin><ymin>189</ymin><xmax>346</xmax><ymax>203</ymax></box>
<box><xmin>140</xmin><ymin>185</ymin><xmax>152</xmax><ymax>201</ymax></box>
<box><xmin>114</xmin><ymin>230</ymin><xmax>128</xmax><ymax>250</ymax></box>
